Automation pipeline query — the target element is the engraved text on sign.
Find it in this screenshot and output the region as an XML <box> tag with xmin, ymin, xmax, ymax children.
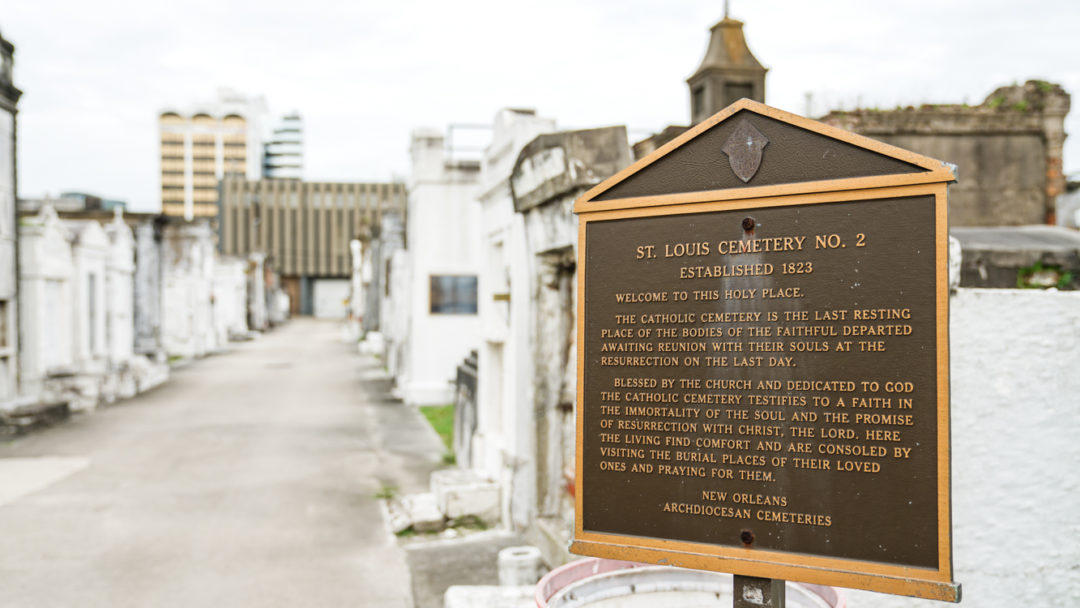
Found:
<box><xmin>582</xmin><ymin>196</ymin><xmax>938</xmax><ymax>568</ymax></box>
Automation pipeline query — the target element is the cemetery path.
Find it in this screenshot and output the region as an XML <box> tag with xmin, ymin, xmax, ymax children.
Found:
<box><xmin>0</xmin><ymin>318</ymin><xmax>444</xmax><ymax>608</ymax></box>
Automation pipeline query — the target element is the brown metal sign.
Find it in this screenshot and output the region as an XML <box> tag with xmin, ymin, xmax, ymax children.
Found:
<box><xmin>571</xmin><ymin>100</ymin><xmax>959</xmax><ymax>602</ymax></box>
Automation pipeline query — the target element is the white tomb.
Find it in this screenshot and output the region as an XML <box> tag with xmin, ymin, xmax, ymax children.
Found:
<box><xmin>247</xmin><ymin>253</ymin><xmax>268</xmax><ymax>331</ymax></box>
<box><xmin>17</xmin><ymin>206</ymin><xmax>76</xmax><ymax>405</ymax></box>
<box><xmin>213</xmin><ymin>256</ymin><xmax>249</xmax><ymax>345</ymax></box>
<box><xmin>100</xmin><ymin>210</ymin><xmax>139</xmax><ymax>400</ymax></box>
<box><xmin>473</xmin><ymin>109</ymin><xmax>557</xmax><ymax>529</ymax></box>
<box><xmin>162</xmin><ymin>220</ymin><xmax>219</xmax><ymax>359</ymax></box>
<box><xmin>387</xmin><ymin>128</ymin><xmax>484</xmax><ymax>405</ymax></box>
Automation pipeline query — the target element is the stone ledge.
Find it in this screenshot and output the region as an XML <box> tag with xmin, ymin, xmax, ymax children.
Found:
<box><xmin>0</xmin><ymin>400</ymin><xmax>70</xmax><ymax>437</ymax></box>
<box><xmin>431</xmin><ymin>468</ymin><xmax>500</xmax><ymax>522</ymax></box>
<box><xmin>444</xmin><ymin>585</ymin><xmax>535</xmax><ymax>608</ymax></box>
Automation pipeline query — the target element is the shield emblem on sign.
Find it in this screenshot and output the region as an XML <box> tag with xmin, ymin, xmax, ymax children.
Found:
<box><xmin>721</xmin><ymin>120</ymin><xmax>769</xmax><ymax>183</ymax></box>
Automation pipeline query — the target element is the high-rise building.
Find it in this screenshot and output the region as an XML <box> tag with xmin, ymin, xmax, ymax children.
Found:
<box><xmin>158</xmin><ymin>89</ymin><xmax>267</xmax><ymax>220</ymax></box>
<box><xmin>0</xmin><ymin>29</ymin><xmax>22</xmax><ymax>404</ymax></box>
<box><xmin>263</xmin><ymin>113</ymin><xmax>303</xmax><ymax>180</ymax></box>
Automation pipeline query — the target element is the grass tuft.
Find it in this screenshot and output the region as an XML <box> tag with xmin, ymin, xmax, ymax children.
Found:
<box><xmin>419</xmin><ymin>404</ymin><xmax>455</xmax><ymax>453</ymax></box>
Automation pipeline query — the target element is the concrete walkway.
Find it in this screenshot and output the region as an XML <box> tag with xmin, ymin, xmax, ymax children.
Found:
<box><xmin>0</xmin><ymin>319</ymin><xmax>444</xmax><ymax>607</ymax></box>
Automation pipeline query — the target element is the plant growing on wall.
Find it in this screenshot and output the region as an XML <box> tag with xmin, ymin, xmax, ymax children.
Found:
<box><xmin>1017</xmin><ymin>261</ymin><xmax>1074</xmax><ymax>289</ymax></box>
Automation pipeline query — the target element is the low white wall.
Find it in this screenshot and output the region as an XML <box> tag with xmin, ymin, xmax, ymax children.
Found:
<box><xmin>213</xmin><ymin>259</ymin><xmax>248</xmax><ymax>342</ymax></box>
<box><xmin>845</xmin><ymin>287</ymin><xmax>1080</xmax><ymax>607</ymax></box>
<box><xmin>312</xmin><ymin>279</ymin><xmax>350</xmax><ymax>319</ymax></box>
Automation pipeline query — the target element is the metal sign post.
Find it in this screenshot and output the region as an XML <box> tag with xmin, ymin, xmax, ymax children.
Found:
<box><xmin>734</xmin><ymin>575</ymin><xmax>785</xmax><ymax>608</ymax></box>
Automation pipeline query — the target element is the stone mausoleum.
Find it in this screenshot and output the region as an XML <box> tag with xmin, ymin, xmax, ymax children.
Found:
<box><xmin>822</xmin><ymin>80</ymin><xmax>1071</xmax><ymax>227</ymax></box>
<box><xmin>0</xmin><ymin>30</ymin><xmax>21</xmax><ymax>409</ymax></box>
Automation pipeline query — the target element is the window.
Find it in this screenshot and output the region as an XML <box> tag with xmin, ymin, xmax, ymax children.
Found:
<box><xmin>692</xmin><ymin>86</ymin><xmax>705</xmax><ymax>119</ymax></box>
<box><xmin>430</xmin><ymin>275</ymin><xmax>477</xmax><ymax>314</ymax></box>
<box><xmin>724</xmin><ymin>83</ymin><xmax>754</xmax><ymax>105</ymax></box>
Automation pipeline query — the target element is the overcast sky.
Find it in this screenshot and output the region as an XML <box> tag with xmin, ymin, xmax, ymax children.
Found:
<box><xmin>4</xmin><ymin>0</ymin><xmax>1079</xmax><ymax>211</ymax></box>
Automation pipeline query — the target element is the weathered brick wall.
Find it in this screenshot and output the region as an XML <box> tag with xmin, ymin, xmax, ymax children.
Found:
<box><xmin>822</xmin><ymin>81</ymin><xmax>1070</xmax><ymax>227</ymax></box>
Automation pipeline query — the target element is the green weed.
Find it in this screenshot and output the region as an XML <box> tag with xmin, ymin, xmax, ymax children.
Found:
<box><xmin>420</xmin><ymin>404</ymin><xmax>454</xmax><ymax>453</ymax></box>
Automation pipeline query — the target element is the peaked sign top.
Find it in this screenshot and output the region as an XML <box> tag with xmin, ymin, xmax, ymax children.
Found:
<box><xmin>574</xmin><ymin>99</ymin><xmax>956</xmax><ymax>213</ymax></box>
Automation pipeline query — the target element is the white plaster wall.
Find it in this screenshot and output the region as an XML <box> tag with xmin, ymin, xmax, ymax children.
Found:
<box><xmin>472</xmin><ymin>109</ymin><xmax>557</xmax><ymax>526</ymax></box>
<box><xmin>105</xmin><ymin>215</ymin><xmax>135</xmax><ymax>367</ymax></box>
<box><xmin>349</xmin><ymin>240</ymin><xmax>364</xmax><ymax>328</ymax></box>
<box><xmin>269</xmin><ymin>291</ymin><xmax>290</xmax><ymax>325</ymax></box>
<box><xmin>105</xmin><ymin>265</ymin><xmax>134</xmax><ymax>366</ymax></box>
<box><xmin>133</xmin><ymin>222</ymin><xmax>162</xmax><ymax>356</ymax></box>
<box><xmin>521</xmin><ymin>194</ymin><xmax>579</xmax><ymax>546</ymax></box>
<box><xmin>476</xmin><ymin>182</ymin><xmax>514</xmax><ymax>479</ymax></box>
<box><xmin>0</xmin><ymin>109</ymin><xmax>16</xmax><ymax>403</ymax></box>
<box><xmin>104</xmin><ymin>223</ymin><xmax>137</xmax><ymax>403</ymax></box>
<box><xmin>197</xmin><ymin>235</ymin><xmax>217</xmax><ymax>352</ymax></box>
<box><xmin>368</xmin><ymin>212</ymin><xmax>405</xmax><ymax>334</ymax></box>
<box><xmin>213</xmin><ymin>257</ymin><xmax>248</xmax><ymax>343</ymax></box>
<box><xmin>16</xmin><ymin>209</ymin><xmax>74</xmax><ymax>399</ymax></box>
<box><xmin>18</xmin><ymin>211</ymin><xmax>163</xmax><ymax>407</ymax></box>
<box><xmin>476</xmin><ymin>209</ymin><xmax>535</xmax><ymax>527</ymax></box>
<box><xmin>69</xmin><ymin>221</ymin><xmax>110</xmax><ymax>375</ymax></box>
<box><xmin>1057</xmin><ymin>188</ymin><xmax>1080</xmax><ymax>229</ymax></box>
<box><xmin>162</xmin><ymin>277</ymin><xmax>199</xmax><ymax>359</ymax></box>
<box><xmin>505</xmin><ymin>214</ymin><xmax>536</xmax><ymax>528</ymax></box>
<box><xmin>522</xmin><ymin>196</ymin><xmax>577</xmax><ymax>254</ymax></box>
<box><xmin>312</xmin><ymin>278</ymin><xmax>350</xmax><ymax>319</ymax></box>
<box><xmin>844</xmin><ymin>287</ymin><xmax>1080</xmax><ymax>607</ymax></box>
<box><xmin>383</xmin><ymin>249</ymin><xmax>411</xmax><ymax>380</ymax></box>
<box><xmin>0</xmin><ymin>109</ymin><xmax>14</xmax><ymax>302</ymax></box>
<box><xmin>247</xmin><ymin>253</ymin><xmax>267</xmax><ymax>331</ymax></box>
<box><xmin>162</xmin><ymin>222</ymin><xmax>218</xmax><ymax>359</ymax></box>
<box><xmin>397</xmin><ymin>129</ymin><xmax>483</xmax><ymax>405</ymax></box>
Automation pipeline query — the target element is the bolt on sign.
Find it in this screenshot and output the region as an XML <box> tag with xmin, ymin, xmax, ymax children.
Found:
<box><xmin>571</xmin><ymin>100</ymin><xmax>960</xmax><ymax>602</ymax></box>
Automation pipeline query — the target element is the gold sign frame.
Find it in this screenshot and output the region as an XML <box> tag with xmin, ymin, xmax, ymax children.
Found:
<box><xmin>570</xmin><ymin>100</ymin><xmax>960</xmax><ymax>602</ymax></box>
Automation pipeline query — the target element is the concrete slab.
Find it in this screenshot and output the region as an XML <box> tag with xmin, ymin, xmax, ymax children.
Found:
<box><xmin>431</xmin><ymin>468</ymin><xmax>500</xmax><ymax>522</ymax></box>
<box><xmin>405</xmin><ymin>530</ymin><xmax>528</xmax><ymax>608</ymax></box>
<box><xmin>0</xmin><ymin>319</ymin><xmax>442</xmax><ymax>608</ymax></box>
<box><xmin>444</xmin><ymin>585</ymin><xmax>535</xmax><ymax>608</ymax></box>
<box><xmin>402</xmin><ymin>492</ymin><xmax>445</xmax><ymax>532</ymax></box>
<box><xmin>0</xmin><ymin>456</ymin><xmax>88</xmax><ymax>506</ymax></box>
